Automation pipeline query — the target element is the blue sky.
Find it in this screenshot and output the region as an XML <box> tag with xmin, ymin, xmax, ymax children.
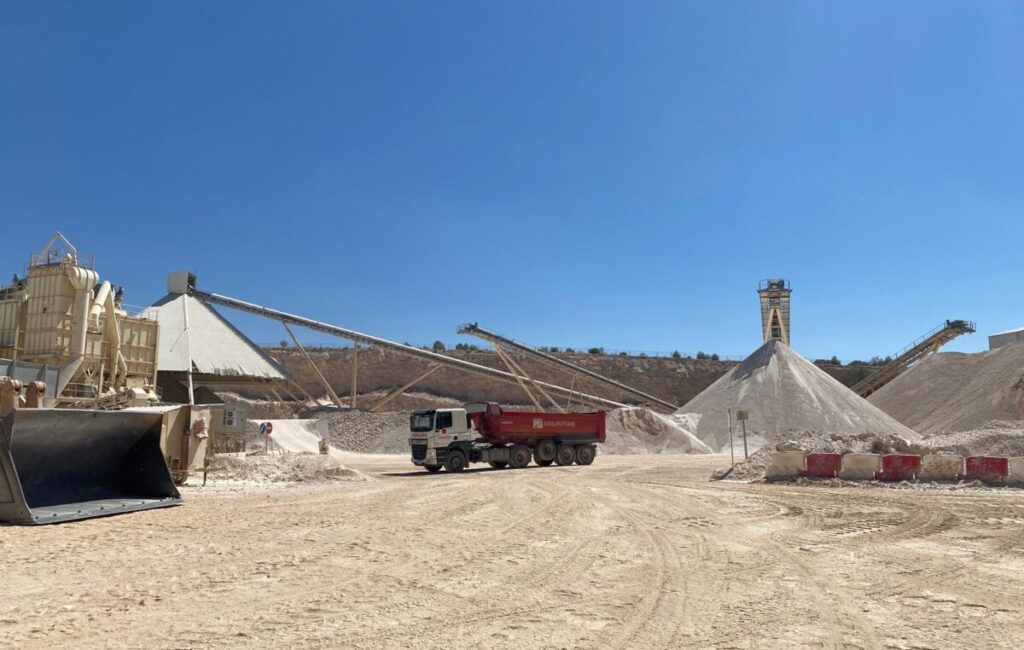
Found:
<box><xmin>2</xmin><ymin>1</ymin><xmax>1021</xmax><ymax>361</ymax></box>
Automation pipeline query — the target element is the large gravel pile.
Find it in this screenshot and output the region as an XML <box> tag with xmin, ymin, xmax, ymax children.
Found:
<box><xmin>869</xmin><ymin>342</ymin><xmax>1024</xmax><ymax>435</ymax></box>
<box><xmin>676</xmin><ymin>340</ymin><xmax>920</xmax><ymax>453</ymax></box>
<box><xmin>603</xmin><ymin>408</ymin><xmax>711</xmax><ymax>454</ymax></box>
<box><xmin>319</xmin><ymin>410</ymin><xmax>412</xmax><ymax>453</ymax></box>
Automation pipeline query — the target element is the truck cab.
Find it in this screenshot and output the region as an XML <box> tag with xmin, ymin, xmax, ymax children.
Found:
<box><xmin>409</xmin><ymin>408</ymin><xmax>476</xmax><ymax>472</ymax></box>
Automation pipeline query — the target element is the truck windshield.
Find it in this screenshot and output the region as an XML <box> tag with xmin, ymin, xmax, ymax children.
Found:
<box><xmin>410</xmin><ymin>411</ymin><xmax>435</xmax><ymax>432</ymax></box>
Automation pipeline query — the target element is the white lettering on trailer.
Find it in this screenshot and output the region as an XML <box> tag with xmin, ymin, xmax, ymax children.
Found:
<box><xmin>535</xmin><ymin>419</ymin><xmax>576</xmax><ymax>428</ymax></box>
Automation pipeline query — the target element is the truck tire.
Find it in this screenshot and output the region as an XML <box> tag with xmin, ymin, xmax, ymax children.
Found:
<box><xmin>488</xmin><ymin>461</ymin><xmax>508</xmax><ymax>469</ymax></box>
<box><xmin>509</xmin><ymin>445</ymin><xmax>531</xmax><ymax>469</ymax></box>
<box><xmin>575</xmin><ymin>444</ymin><xmax>596</xmax><ymax>465</ymax></box>
<box><xmin>535</xmin><ymin>439</ymin><xmax>556</xmax><ymax>462</ymax></box>
<box><xmin>445</xmin><ymin>450</ymin><xmax>467</xmax><ymax>473</ymax></box>
<box><xmin>555</xmin><ymin>444</ymin><xmax>576</xmax><ymax>466</ymax></box>
<box><xmin>424</xmin><ymin>464</ymin><xmax>443</xmax><ymax>473</ymax></box>
<box><xmin>533</xmin><ymin>451</ymin><xmax>554</xmax><ymax>466</ymax></box>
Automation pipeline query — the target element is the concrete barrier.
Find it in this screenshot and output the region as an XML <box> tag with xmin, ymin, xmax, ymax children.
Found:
<box><xmin>963</xmin><ymin>456</ymin><xmax>1009</xmax><ymax>484</ymax></box>
<box><xmin>765</xmin><ymin>451</ymin><xmax>806</xmax><ymax>480</ymax></box>
<box><xmin>919</xmin><ymin>454</ymin><xmax>963</xmax><ymax>481</ymax></box>
<box><xmin>1008</xmin><ymin>457</ymin><xmax>1024</xmax><ymax>486</ymax></box>
<box><xmin>838</xmin><ymin>453</ymin><xmax>881</xmax><ymax>480</ymax></box>
<box><xmin>801</xmin><ymin>453</ymin><xmax>842</xmax><ymax>479</ymax></box>
<box><xmin>877</xmin><ymin>454</ymin><xmax>922</xmax><ymax>482</ymax></box>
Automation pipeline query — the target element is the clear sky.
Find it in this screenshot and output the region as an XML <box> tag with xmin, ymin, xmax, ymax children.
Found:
<box><xmin>2</xmin><ymin>1</ymin><xmax>1021</xmax><ymax>361</ymax></box>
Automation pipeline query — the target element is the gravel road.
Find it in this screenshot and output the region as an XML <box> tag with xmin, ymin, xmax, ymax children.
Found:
<box><xmin>3</xmin><ymin>455</ymin><xmax>1023</xmax><ymax>648</ymax></box>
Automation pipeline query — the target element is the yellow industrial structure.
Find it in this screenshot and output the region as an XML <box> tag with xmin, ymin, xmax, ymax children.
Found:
<box><xmin>758</xmin><ymin>279</ymin><xmax>791</xmax><ymax>345</ymax></box>
<box><xmin>0</xmin><ymin>233</ymin><xmax>159</xmax><ymax>407</ymax></box>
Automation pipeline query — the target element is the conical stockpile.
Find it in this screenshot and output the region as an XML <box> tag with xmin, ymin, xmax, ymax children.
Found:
<box><xmin>868</xmin><ymin>342</ymin><xmax>1024</xmax><ymax>435</ymax></box>
<box><xmin>675</xmin><ymin>340</ymin><xmax>920</xmax><ymax>452</ymax></box>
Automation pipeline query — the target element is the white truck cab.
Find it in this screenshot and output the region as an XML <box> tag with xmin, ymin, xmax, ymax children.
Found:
<box><xmin>409</xmin><ymin>408</ymin><xmax>476</xmax><ymax>472</ymax></box>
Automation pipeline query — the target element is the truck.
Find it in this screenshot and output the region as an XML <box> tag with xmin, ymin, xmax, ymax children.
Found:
<box><xmin>409</xmin><ymin>402</ymin><xmax>606</xmax><ymax>472</ymax></box>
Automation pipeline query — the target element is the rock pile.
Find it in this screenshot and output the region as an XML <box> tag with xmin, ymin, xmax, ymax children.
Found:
<box><xmin>869</xmin><ymin>342</ymin><xmax>1024</xmax><ymax>435</ymax></box>
<box><xmin>207</xmin><ymin>453</ymin><xmax>368</xmax><ymax>483</ymax></box>
<box><xmin>676</xmin><ymin>340</ymin><xmax>920</xmax><ymax>453</ymax></box>
<box><xmin>603</xmin><ymin>408</ymin><xmax>711</xmax><ymax>454</ymax></box>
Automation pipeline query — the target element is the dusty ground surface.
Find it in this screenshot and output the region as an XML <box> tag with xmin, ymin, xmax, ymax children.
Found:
<box><xmin>3</xmin><ymin>454</ymin><xmax>1023</xmax><ymax>649</ymax></box>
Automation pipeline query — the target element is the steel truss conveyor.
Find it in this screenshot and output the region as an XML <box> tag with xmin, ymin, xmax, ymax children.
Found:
<box><xmin>458</xmin><ymin>323</ymin><xmax>676</xmax><ymax>413</ymax></box>
<box><xmin>852</xmin><ymin>319</ymin><xmax>976</xmax><ymax>398</ymax></box>
<box><xmin>188</xmin><ymin>286</ymin><xmax>626</xmax><ymax>411</ymax></box>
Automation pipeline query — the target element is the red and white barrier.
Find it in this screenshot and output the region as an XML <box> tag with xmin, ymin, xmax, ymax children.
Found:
<box><xmin>801</xmin><ymin>453</ymin><xmax>843</xmax><ymax>479</ymax></box>
<box><xmin>962</xmin><ymin>456</ymin><xmax>1009</xmax><ymax>484</ymax></box>
<box><xmin>764</xmin><ymin>451</ymin><xmax>1022</xmax><ymax>488</ymax></box>
<box><xmin>876</xmin><ymin>454</ymin><xmax>922</xmax><ymax>481</ymax></box>
<box><xmin>766</xmin><ymin>451</ymin><xmax>806</xmax><ymax>480</ymax></box>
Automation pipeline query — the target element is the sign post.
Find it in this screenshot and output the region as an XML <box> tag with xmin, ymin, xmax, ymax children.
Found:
<box><xmin>736</xmin><ymin>410</ymin><xmax>749</xmax><ymax>459</ymax></box>
<box><xmin>727</xmin><ymin>409</ymin><xmax>735</xmax><ymax>467</ymax></box>
<box><xmin>260</xmin><ymin>421</ymin><xmax>273</xmax><ymax>453</ymax></box>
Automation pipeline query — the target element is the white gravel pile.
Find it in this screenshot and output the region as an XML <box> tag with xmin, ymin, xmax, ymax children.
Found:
<box><xmin>677</xmin><ymin>340</ymin><xmax>920</xmax><ymax>453</ymax></box>
<box><xmin>208</xmin><ymin>453</ymin><xmax>368</xmax><ymax>483</ymax></box>
<box><xmin>869</xmin><ymin>342</ymin><xmax>1024</xmax><ymax>435</ymax></box>
<box><xmin>919</xmin><ymin>420</ymin><xmax>1024</xmax><ymax>457</ymax></box>
<box><xmin>603</xmin><ymin>408</ymin><xmax>712</xmax><ymax>454</ymax></box>
<box><xmin>319</xmin><ymin>411</ymin><xmax>412</xmax><ymax>453</ymax></box>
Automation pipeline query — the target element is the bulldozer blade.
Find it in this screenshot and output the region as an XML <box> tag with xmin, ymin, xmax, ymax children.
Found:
<box><xmin>0</xmin><ymin>408</ymin><xmax>182</xmax><ymax>525</ymax></box>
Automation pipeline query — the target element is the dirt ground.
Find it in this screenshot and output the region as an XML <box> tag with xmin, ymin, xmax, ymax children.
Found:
<box><xmin>3</xmin><ymin>454</ymin><xmax>1023</xmax><ymax>649</ymax></box>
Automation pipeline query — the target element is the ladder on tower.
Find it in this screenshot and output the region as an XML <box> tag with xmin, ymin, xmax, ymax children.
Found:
<box><xmin>851</xmin><ymin>319</ymin><xmax>976</xmax><ymax>398</ymax></box>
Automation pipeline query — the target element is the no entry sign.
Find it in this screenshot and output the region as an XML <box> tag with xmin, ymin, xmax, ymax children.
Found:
<box><xmin>259</xmin><ymin>422</ymin><xmax>274</xmax><ymax>435</ymax></box>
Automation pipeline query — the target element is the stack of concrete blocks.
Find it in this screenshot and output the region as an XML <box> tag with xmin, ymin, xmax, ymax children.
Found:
<box><xmin>1009</xmin><ymin>458</ymin><xmax>1024</xmax><ymax>486</ymax></box>
<box><xmin>837</xmin><ymin>453</ymin><xmax>880</xmax><ymax>480</ymax></box>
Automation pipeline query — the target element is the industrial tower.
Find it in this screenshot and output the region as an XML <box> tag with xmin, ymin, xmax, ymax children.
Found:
<box><xmin>758</xmin><ymin>279</ymin><xmax>791</xmax><ymax>345</ymax></box>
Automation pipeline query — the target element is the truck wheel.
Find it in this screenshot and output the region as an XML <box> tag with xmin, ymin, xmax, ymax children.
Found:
<box><xmin>535</xmin><ymin>439</ymin><xmax>556</xmax><ymax>462</ymax></box>
<box><xmin>445</xmin><ymin>451</ymin><xmax>467</xmax><ymax>473</ymax></box>
<box><xmin>533</xmin><ymin>450</ymin><xmax>554</xmax><ymax>466</ymax></box>
<box><xmin>575</xmin><ymin>445</ymin><xmax>596</xmax><ymax>465</ymax></box>
<box><xmin>555</xmin><ymin>444</ymin><xmax>576</xmax><ymax>466</ymax></box>
<box><xmin>509</xmin><ymin>445</ymin><xmax>531</xmax><ymax>469</ymax></box>
<box><xmin>488</xmin><ymin>461</ymin><xmax>508</xmax><ymax>469</ymax></box>
<box><xmin>424</xmin><ymin>464</ymin><xmax>443</xmax><ymax>473</ymax></box>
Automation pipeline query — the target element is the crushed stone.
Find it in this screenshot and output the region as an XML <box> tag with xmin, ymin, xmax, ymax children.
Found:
<box><xmin>603</xmin><ymin>408</ymin><xmax>711</xmax><ymax>454</ymax></box>
<box><xmin>678</xmin><ymin>340</ymin><xmax>919</xmax><ymax>453</ymax></box>
<box><xmin>869</xmin><ymin>342</ymin><xmax>1024</xmax><ymax>435</ymax></box>
<box><xmin>207</xmin><ymin>452</ymin><xmax>369</xmax><ymax>483</ymax></box>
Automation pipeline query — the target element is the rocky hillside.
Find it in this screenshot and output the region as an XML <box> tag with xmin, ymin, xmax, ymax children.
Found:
<box><xmin>265</xmin><ymin>346</ymin><xmax>873</xmax><ymax>409</ymax></box>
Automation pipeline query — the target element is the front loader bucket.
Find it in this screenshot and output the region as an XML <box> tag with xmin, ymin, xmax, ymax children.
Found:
<box><xmin>0</xmin><ymin>409</ymin><xmax>181</xmax><ymax>525</ymax></box>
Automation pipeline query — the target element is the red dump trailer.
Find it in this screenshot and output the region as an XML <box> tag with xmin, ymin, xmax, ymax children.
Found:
<box><xmin>409</xmin><ymin>402</ymin><xmax>606</xmax><ymax>472</ymax></box>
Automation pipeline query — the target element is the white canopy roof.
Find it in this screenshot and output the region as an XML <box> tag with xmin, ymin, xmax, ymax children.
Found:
<box><xmin>990</xmin><ymin>326</ymin><xmax>1024</xmax><ymax>337</ymax></box>
<box><xmin>142</xmin><ymin>293</ymin><xmax>287</xmax><ymax>379</ymax></box>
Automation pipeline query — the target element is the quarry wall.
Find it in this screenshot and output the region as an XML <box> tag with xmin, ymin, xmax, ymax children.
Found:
<box><xmin>266</xmin><ymin>347</ymin><xmax>874</xmax><ymax>408</ymax></box>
